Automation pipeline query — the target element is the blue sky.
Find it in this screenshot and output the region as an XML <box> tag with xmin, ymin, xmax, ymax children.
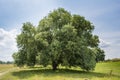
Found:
<box><xmin>0</xmin><ymin>0</ymin><xmax>120</xmax><ymax>61</ymax></box>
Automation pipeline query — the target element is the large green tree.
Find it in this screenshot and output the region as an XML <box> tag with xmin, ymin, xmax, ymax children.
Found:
<box><xmin>13</xmin><ymin>8</ymin><xmax>105</xmax><ymax>71</ymax></box>
<box><xmin>35</xmin><ymin>8</ymin><xmax>104</xmax><ymax>71</ymax></box>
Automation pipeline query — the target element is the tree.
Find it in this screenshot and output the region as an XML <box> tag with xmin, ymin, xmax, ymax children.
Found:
<box><xmin>13</xmin><ymin>8</ymin><xmax>104</xmax><ymax>71</ymax></box>
<box><xmin>95</xmin><ymin>48</ymin><xmax>105</xmax><ymax>62</ymax></box>
<box><xmin>12</xmin><ymin>51</ymin><xmax>25</xmax><ymax>67</ymax></box>
<box><xmin>13</xmin><ymin>22</ymin><xmax>37</xmax><ymax>67</ymax></box>
<box><xmin>0</xmin><ymin>60</ymin><xmax>5</xmax><ymax>64</ymax></box>
<box><xmin>36</xmin><ymin>8</ymin><xmax>103</xmax><ymax>71</ymax></box>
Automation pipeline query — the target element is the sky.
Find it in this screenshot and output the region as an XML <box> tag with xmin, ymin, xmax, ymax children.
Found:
<box><xmin>0</xmin><ymin>0</ymin><xmax>120</xmax><ymax>61</ymax></box>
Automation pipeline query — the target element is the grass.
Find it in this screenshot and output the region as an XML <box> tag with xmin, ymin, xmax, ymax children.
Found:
<box><xmin>0</xmin><ymin>62</ymin><xmax>120</xmax><ymax>80</ymax></box>
<box><xmin>95</xmin><ymin>62</ymin><xmax>120</xmax><ymax>75</ymax></box>
<box><xmin>0</xmin><ymin>64</ymin><xmax>14</xmax><ymax>73</ymax></box>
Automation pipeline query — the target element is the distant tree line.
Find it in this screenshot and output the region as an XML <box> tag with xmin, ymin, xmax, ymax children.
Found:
<box><xmin>12</xmin><ymin>8</ymin><xmax>105</xmax><ymax>71</ymax></box>
<box><xmin>105</xmin><ymin>58</ymin><xmax>120</xmax><ymax>62</ymax></box>
<box><xmin>0</xmin><ymin>60</ymin><xmax>13</xmax><ymax>64</ymax></box>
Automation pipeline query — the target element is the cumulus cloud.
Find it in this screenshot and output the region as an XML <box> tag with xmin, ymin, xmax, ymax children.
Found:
<box><xmin>99</xmin><ymin>39</ymin><xmax>110</xmax><ymax>48</ymax></box>
<box><xmin>0</xmin><ymin>28</ymin><xmax>19</xmax><ymax>61</ymax></box>
<box><xmin>0</xmin><ymin>0</ymin><xmax>58</xmax><ymax>61</ymax></box>
<box><xmin>99</xmin><ymin>38</ymin><xmax>120</xmax><ymax>59</ymax></box>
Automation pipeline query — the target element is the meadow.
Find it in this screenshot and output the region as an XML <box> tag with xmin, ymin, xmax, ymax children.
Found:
<box><xmin>0</xmin><ymin>64</ymin><xmax>14</xmax><ymax>73</ymax></box>
<box><xmin>0</xmin><ymin>61</ymin><xmax>120</xmax><ymax>80</ymax></box>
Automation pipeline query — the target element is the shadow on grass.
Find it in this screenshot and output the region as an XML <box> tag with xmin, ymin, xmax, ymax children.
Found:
<box><xmin>12</xmin><ymin>68</ymin><xmax>120</xmax><ymax>79</ymax></box>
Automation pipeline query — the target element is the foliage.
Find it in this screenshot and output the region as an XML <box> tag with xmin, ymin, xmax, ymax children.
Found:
<box><xmin>13</xmin><ymin>22</ymin><xmax>37</xmax><ymax>67</ymax></box>
<box><xmin>0</xmin><ymin>60</ymin><xmax>13</xmax><ymax>64</ymax></box>
<box><xmin>95</xmin><ymin>48</ymin><xmax>105</xmax><ymax>62</ymax></box>
<box><xmin>13</xmin><ymin>8</ymin><xmax>104</xmax><ymax>71</ymax></box>
<box><xmin>36</xmin><ymin>8</ymin><xmax>102</xmax><ymax>71</ymax></box>
<box><xmin>105</xmin><ymin>58</ymin><xmax>120</xmax><ymax>62</ymax></box>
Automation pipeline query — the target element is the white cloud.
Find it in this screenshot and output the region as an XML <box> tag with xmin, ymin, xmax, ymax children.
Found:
<box><xmin>99</xmin><ymin>39</ymin><xmax>110</xmax><ymax>48</ymax></box>
<box><xmin>99</xmin><ymin>37</ymin><xmax>120</xmax><ymax>59</ymax></box>
<box><xmin>0</xmin><ymin>0</ymin><xmax>58</xmax><ymax>61</ymax></box>
<box><xmin>0</xmin><ymin>28</ymin><xmax>19</xmax><ymax>61</ymax></box>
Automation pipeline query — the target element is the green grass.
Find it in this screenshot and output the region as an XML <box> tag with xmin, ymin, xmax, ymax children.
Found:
<box><xmin>95</xmin><ymin>62</ymin><xmax>120</xmax><ymax>75</ymax></box>
<box><xmin>0</xmin><ymin>62</ymin><xmax>120</xmax><ymax>80</ymax></box>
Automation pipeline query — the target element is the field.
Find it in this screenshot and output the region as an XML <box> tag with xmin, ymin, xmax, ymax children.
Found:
<box><xmin>0</xmin><ymin>64</ymin><xmax>14</xmax><ymax>73</ymax></box>
<box><xmin>0</xmin><ymin>61</ymin><xmax>120</xmax><ymax>80</ymax></box>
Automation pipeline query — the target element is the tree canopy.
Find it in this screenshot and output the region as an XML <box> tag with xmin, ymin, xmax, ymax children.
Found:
<box><xmin>13</xmin><ymin>8</ymin><xmax>105</xmax><ymax>71</ymax></box>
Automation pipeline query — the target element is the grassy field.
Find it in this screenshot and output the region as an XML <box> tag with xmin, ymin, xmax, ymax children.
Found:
<box><xmin>0</xmin><ymin>64</ymin><xmax>14</xmax><ymax>73</ymax></box>
<box><xmin>0</xmin><ymin>61</ymin><xmax>120</xmax><ymax>80</ymax></box>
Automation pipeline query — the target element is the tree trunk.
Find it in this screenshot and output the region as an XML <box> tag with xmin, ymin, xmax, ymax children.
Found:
<box><xmin>52</xmin><ymin>61</ymin><xmax>58</xmax><ymax>70</ymax></box>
